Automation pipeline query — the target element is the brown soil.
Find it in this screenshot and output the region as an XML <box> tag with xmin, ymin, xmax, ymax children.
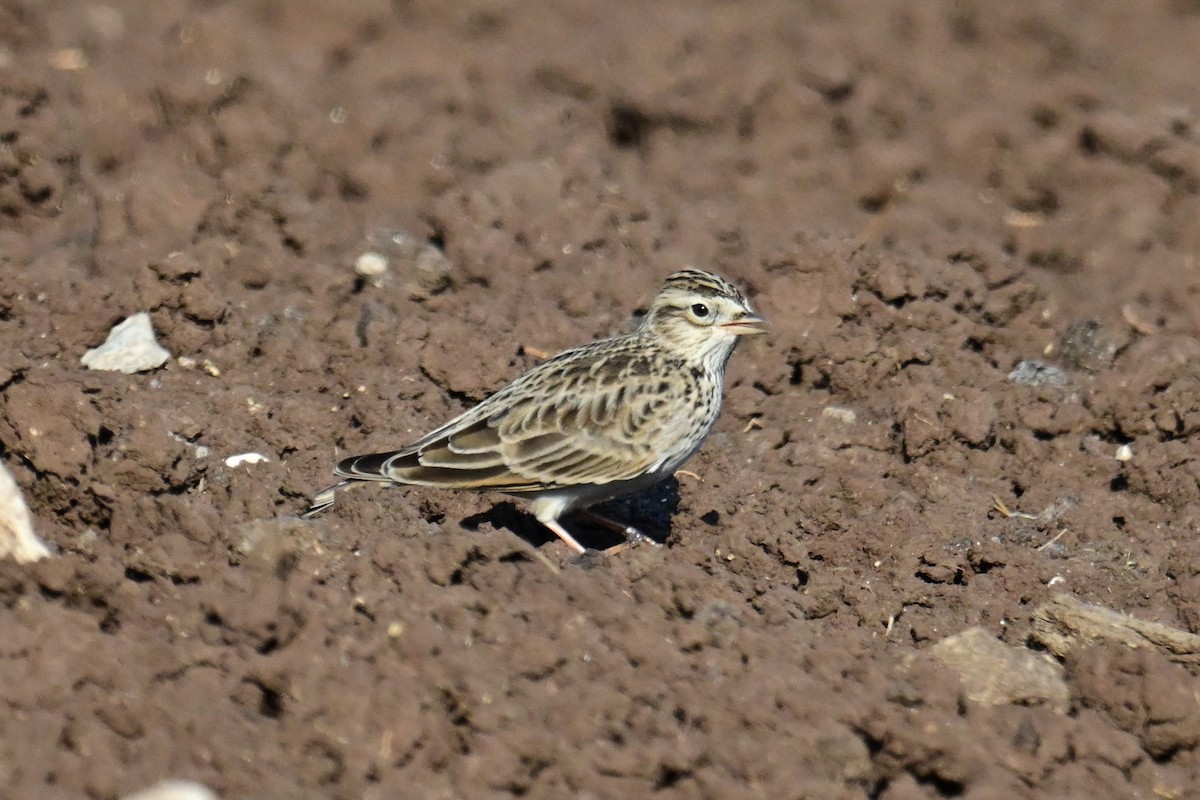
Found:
<box><xmin>4</xmin><ymin>1</ymin><xmax>1200</xmax><ymax>798</ymax></box>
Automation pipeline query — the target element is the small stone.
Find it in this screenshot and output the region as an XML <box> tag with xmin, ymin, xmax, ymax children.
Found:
<box><xmin>120</xmin><ymin>780</ymin><xmax>219</xmax><ymax>800</ymax></box>
<box><xmin>49</xmin><ymin>48</ymin><xmax>88</xmax><ymax>71</ymax></box>
<box><xmin>822</xmin><ymin>405</ymin><xmax>857</xmax><ymax>424</ymax></box>
<box><xmin>81</xmin><ymin>313</ymin><xmax>171</xmax><ymax>374</ymax></box>
<box><xmin>927</xmin><ymin>627</ymin><xmax>1068</xmax><ymax>712</ymax></box>
<box><xmin>411</xmin><ymin>245</ymin><xmax>453</xmax><ymax>298</ymax></box>
<box><xmin>366</xmin><ymin>229</ymin><xmax>454</xmax><ymax>299</ymax></box>
<box><xmin>1059</xmin><ymin>319</ymin><xmax>1118</xmax><ymax>371</ymax></box>
<box><xmin>1007</xmin><ymin>360</ymin><xmax>1068</xmax><ymax>388</ymax></box>
<box><xmin>224</xmin><ymin>452</ymin><xmax>270</xmax><ymax>468</ymax></box>
<box><xmin>0</xmin><ymin>460</ymin><xmax>52</xmax><ymax>563</ymax></box>
<box><xmin>1115</xmin><ymin>444</ymin><xmax>1133</xmax><ymax>462</ymax></box>
<box><xmin>355</xmin><ymin>251</ymin><xmax>389</xmax><ymax>278</ymax></box>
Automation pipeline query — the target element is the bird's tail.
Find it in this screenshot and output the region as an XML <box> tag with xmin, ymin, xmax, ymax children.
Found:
<box><xmin>300</xmin><ymin>479</ymin><xmax>353</xmax><ymax>519</ymax></box>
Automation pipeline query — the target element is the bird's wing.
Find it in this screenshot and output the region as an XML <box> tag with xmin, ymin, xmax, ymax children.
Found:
<box><xmin>334</xmin><ymin>345</ymin><xmax>682</xmax><ymax>493</ymax></box>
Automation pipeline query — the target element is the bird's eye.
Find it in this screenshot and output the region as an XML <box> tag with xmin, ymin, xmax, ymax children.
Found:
<box><xmin>690</xmin><ymin>303</ymin><xmax>710</xmax><ymax>318</ymax></box>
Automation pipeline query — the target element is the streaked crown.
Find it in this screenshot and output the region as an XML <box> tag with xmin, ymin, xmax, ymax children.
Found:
<box><xmin>659</xmin><ymin>268</ymin><xmax>749</xmax><ymax>306</ymax></box>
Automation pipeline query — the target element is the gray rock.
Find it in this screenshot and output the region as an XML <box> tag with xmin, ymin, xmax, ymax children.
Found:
<box><xmin>1007</xmin><ymin>360</ymin><xmax>1068</xmax><ymax>388</ymax></box>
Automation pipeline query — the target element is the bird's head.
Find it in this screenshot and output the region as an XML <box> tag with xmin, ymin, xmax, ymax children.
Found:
<box><xmin>643</xmin><ymin>268</ymin><xmax>767</xmax><ymax>365</ymax></box>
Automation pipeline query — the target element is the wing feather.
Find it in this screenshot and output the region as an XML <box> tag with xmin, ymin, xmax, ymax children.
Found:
<box><xmin>332</xmin><ymin>342</ymin><xmax>690</xmax><ymax>495</ymax></box>
<box><xmin>446</xmin><ymin>424</ymin><xmax>503</xmax><ymax>454</ymax></box>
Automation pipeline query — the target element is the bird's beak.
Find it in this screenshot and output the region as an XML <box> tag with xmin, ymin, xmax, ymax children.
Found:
<box><xmin>720</xmin><ymin>312</ymin><xmax>768</xmax><ymax>336</ymax></box>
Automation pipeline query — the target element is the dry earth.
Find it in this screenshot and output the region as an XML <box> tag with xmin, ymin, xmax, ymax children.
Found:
<box><xmin>3</xmin><ymin>1</ymin><xmax>1200</xmax><ymax>798</ymax></box>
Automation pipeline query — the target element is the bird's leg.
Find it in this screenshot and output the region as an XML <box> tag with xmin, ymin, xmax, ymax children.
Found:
<box><xmin>574</xmin><ymin>509</ymin><xmax>660</xmax><ymax>550</ymax></box>
<box><xmin>539</xmin><ymin>519</ymin><xmax>588</xmax><ymax>554</ymax></box>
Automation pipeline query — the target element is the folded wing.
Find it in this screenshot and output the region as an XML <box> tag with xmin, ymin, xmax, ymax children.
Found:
<box><xmin>334</xmin><ymin>358</ymin><xmax>678</xmax><ymax>493</ymax></box>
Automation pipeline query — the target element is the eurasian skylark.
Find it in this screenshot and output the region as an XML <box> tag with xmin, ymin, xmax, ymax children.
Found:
<box><xmin>303</xmin><ymin>268</ymin><xmax>766</xmax><ymax>553</ymax></box>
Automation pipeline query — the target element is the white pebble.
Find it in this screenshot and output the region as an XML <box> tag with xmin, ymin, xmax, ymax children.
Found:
<box><xmin>1115</xmin><ymin>444</ymin><xmax>1133</xmax><ymax>462</ymax></box>
<box><xmin>1047</xmin><ymin>575</ymin><xmax>1066</xmax><ymax>587</ymax></box>
<box><xmin>81</xmin><ymin>313</ymin><xmax>171</xmax><ymax>374</ymax></box>
<box><xmin>225</xmin><ymin>452</ymin><xmax>270</xmax><ymax>468</ymax></box>
<box><xmin>0</xmin><ymin>460</ymin><xmax>52</xmax><ymax>563</ymax></box>
<box><xmin>355</xmin><ymin>251</ymin><xmax>389</xmax><ymax>277</ymax></box>
<box><xmin>120</xmin><ymin>780</ymin><xmax>219</xmax><ymax>800</ymax></box>
<box><xmin>822</xmin><ymin>405</ymin><xmax>857</xmax><ymax>424</ymax></box>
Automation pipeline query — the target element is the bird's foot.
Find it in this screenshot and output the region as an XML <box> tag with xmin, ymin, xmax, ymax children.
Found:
<box><xmin>621</xmin><ymin>526</ymin><xmax>659</xmax><ymax>548</ymax></box>
<box><xmin>574</xmin><ymin>509</ymin><xmax>662</xmax><ymax>551</ymax></box>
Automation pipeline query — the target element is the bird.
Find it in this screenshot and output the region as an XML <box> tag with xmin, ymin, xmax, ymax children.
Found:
<box><xmin>302</xmin><ymin>268</ymin><xmax>767</xmax><ymax>554</ymax></box>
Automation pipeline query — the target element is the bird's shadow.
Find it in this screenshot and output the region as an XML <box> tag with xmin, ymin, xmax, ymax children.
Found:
<box><xmin>460</xmin><ymin>477</ymin><xmax>681</xmax><ymax>551</ymax></box>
